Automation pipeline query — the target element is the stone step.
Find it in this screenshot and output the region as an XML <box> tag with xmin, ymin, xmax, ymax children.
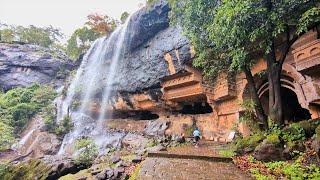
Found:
<box><xmin>147</xmin><ymin>152</ymin><xmax>233</xmax><ymax>163</ymax></box>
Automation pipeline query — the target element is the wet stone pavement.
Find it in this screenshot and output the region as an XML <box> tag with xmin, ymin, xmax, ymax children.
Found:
<box><xmin>137</xmin><ymin>157</ymin><xmax>252</xmax><ymax>180</ymax></box>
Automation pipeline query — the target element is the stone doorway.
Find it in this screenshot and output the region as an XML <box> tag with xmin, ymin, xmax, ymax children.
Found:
<box><xmin>179</xmin><ymin>102</ymin><xmax>213</xmax><ymax>115</ymax></box>
<box><xmin>259</xmin><ymin>87</ymin><xmax>311</xmax><ymax>123</ymax></box>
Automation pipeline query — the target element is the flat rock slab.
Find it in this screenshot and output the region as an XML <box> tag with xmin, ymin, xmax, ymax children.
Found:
<box><xmin>137</xmin><ymin>157</ymin><xmax>252</xmax><ymax>180</ymax></box>
<box><xmin>166</xmin><ymin>141</ymin><xmax>230</xmax><ymax>157</ymax></box>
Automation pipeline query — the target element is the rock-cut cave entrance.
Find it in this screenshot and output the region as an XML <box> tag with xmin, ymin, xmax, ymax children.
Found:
<box><xmin>260</xmin><ymin>87</ymin><xmax>311</xmax><ymax>122</ymax></box>
<box><xmin>179</xmin><ymin>102</ymin><xmax>213</xmax><ymax>115</ymax></box>
<box><xmin>112</xmin><ymin>110</ymin><xmax>159</xmax><ymax>120</ymax></box>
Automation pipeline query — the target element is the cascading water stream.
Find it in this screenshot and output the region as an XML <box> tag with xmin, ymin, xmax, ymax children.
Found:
<box><xmin>57</xmin><ymin>14</ymin><xmax>133</xmax><ymax>155</ymax></box>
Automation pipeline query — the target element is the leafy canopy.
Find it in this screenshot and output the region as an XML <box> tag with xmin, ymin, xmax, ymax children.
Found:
<box><xmin>66</xmin><ymin>14</ymin><xmax>118</xmax><ymax>60</ymax></box>
<box><xmin>169</xmin><ymin>0</ymin><xmax>320</xmax><ymax>78</ymax></box>
<box><xmin>0</xmin><ymin>24</ymin><xmax>63</xmax><ymax>48</ymax></box>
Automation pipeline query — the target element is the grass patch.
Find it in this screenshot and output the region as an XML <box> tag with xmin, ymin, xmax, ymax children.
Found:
<box><xmin>218</xmin><ymin>149</ymin><xmax>236</xmax><ymax>158</ymax></box>
<box><xmin>128</xmin><ymin>163</ymin><xmax>142</xmax><ymax>180</ymax></box>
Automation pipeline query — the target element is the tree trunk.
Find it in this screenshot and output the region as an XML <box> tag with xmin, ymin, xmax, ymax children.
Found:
<box><xmin>266</xmin><ymin>45</ymin><xmax>284</xmax><ymax>127</ymax></box>
<box><xmin>243</xmin><ymin>66</ymin><xmax>268</xmax><ymax>130</ymax></box>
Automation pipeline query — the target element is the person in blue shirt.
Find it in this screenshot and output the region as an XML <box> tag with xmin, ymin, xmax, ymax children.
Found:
<box><xmin>193</xmin><ymin>128</ymin><xmax>201</xmax><ymax>147</ymax></box>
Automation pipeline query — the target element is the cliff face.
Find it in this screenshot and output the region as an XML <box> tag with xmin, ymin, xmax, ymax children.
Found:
<box><xmin>113</xmin><ymin>0</ymin><xmax>192</xmax><ymax>92</ymax></box>
<box><xmin>0</xmin><ymin>43</ymin><xmax>75</xmax><ymax>91</ymax></box>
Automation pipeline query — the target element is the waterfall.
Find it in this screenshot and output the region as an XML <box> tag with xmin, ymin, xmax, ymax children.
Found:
<box><xmin>57</xmin><ymin>14</ymin><xmax>133</xmax><ymax>155</ymax></box>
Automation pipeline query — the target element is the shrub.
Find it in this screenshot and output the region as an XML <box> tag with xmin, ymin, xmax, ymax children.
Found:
<box><xmin>218</xmin><ymin>149</ymin><xmax>235</xmax><ymax>158</ymax></box>
<box><xmin>42</xmin><ymin>104</ymin><xmax>57</xmax><ymax>132</ymax></box>
<box><xmin>262</xmin><ymin>158</ymin><xmax>320</xmax><ymax>179</ymax></box>
<box><xmin>282</xmin><ymin>162</ymin><xmax>305</xmax><ymax>179</ymax></box>
<box><xmin>234</xmin><ymin>133</ymin><xmax>264</xmax><ymax>151</ymax></box>
<box><xmin>0</xmin><ymin>122</ymin><xmax>15</xmax><ymax>151</ymax></box>
<box><xmin>55</xmin><ymin>115</ymin><xmax>73</xmax><ymax>136</ymax></box>
<box><xmin>249</xmin><ymin>168</ymin><xmax>271</xmax><ymax>180</ymax></box>
<box><xmin>184</xmin><ymin>126</ymin><xmax>194</xmax><ymax>137</ymax></box>
<box><xmin>74</xmin><ymin>138</ymin><xmax>98</xmax><ymax>166</ymax></box>
<box><xmin>281</xmin><ymin>123</ymin><xmax>306</xmax><ymax>143</ymax></box>
<box><xmin>9</xmin><ymin>103</ymin><xmax>37</xmax><ymax>128</ymax></box>
<box><xmin>0</xmin><ymin>84</ymin><xmax>56</xmax><ymax>133</ymax></box>
<box><xmin>298</xmin><ymin>120</ymin><xmax>320</xmax><ymax>137</ymax></box>
<box><xmin>0</xmin><ymin>162</ymin><xmax>8</xmax><ymax>178</ymax></box>
<box><xmin>266</xmin><ymin>133</ymin><xmax>281</xmax><ymax>145</ymax></box>
<box><xmin>315</xmin><ymin>125</ymin><xmax>320</xmax><ymax>138</ymax></box>
<box><xmin>1</xmin><ymin>159</ymin><xmax>52</xmax><ymax>180</ymax></box>
<box><xmin>239</xmin><ymin>99</ymin><xmax>261</xmax><ymax>133</ymax></box>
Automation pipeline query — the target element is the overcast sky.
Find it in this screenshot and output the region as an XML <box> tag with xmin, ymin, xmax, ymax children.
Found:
<box><xmin>0</xmin><ymin>0</ymin><xmax>146</xmax><ymax>39</ymax></box>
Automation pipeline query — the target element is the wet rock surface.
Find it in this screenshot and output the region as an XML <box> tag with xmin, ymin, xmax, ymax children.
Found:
<box><xmin>144</xmin><ymin>120</ymin><xmax>170</xmax><ymax>137</ymax></box>
<box><xmin>121</xmin><ymin>133</ymin><xmax>149</xmax><ymax>150</ymax></box>
<box><xmin>111</xmin><ymin>0</ymin><xmax>191</xmax><ymax>92</ymax></box>
<box><xmin>137</xmin><ymin>157</ymin><xmax>252</xmax><ymax>180</ymax></box>
<box><xmin>0</xmin><ymin>43</ymin><xmax>75</xmax><ymax>91</ymax></box>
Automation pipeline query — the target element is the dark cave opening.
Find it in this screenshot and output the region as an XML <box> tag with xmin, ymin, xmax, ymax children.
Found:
<box><xmin>112</xmin><ymin>110</ymin><xmax>159</xmax><ymax>120</ymax></box>
<box><xmin>179</xmin><ymin>102</ymin><xmax>213</xmax><ymax>115</ymax></box>
<box><xmin>260</xmin><ymin>87</ymin><xmax>311</xmax><ymax>122</ymax></box>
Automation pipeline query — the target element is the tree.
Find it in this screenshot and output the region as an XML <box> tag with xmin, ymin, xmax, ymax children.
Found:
<box><xmin>0</xmin><ymin>28</ymin><xmax>15</xmax><ymax>42</ymax></box>
<box><xmin>120</xmin><ymin>12</ymin><xmax>130</xmax><ymax>24</ymax></box>
<box><xmin>85</xmin><ymin>13</ymin><xmax>117</xmax><ymax>36</ymax></box>
<box><xmin>66</xmin><ymin>13</ymin><xmax>118</xmax><ymax>60</ymax></box>
<box><xmin>0</xmin><ymin>24</ymin><xmax>63</xmax><ymax>48</ymax></box>
<box><xmin>169</xmin><ymin>0</ymin><xmax>320</xmax><ymax>128</ymax></box>
<box><xmin>66</xmin><ymin>27</ymin><xmax>101</xmax><ymax>60</ymax></box>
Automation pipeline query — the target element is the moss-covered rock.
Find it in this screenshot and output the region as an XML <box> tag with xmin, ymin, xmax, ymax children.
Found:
<box><xmin>2</xmin><ymin>159</ymin><xmax>51</xmax><ymax>180</ymax></box>
<box><xmin>234</xmin><ymin>133</ymin><xmax>265</xmax><ymax>153</ymax></box>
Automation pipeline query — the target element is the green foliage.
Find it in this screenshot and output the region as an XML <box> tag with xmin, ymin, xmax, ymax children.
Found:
<box><xmin>282</xmin><ymin>123</ymin><xmax>306</xmax><ymax>143</ymax></box>
<box><xmin>234</xmin><ymin>133</ymin><xmax>264</xmax><ymax>151</ymax></box>
<box><xmin>246</xmin><ymin>158</ymin><xmax>320</xmax><ymax>180</ymax></box>
<box><xmin>0</xmin><ymin>162</ymin><xmax>8</xmax><ymax>178</ymax></box>
<box><xmin>265</xmin><ymin>160</ymin><xmax>320</xmax><ymax>179</ymax></box>
<box><xmin>66</xmin><ymin>14</ymin><xmax>117</xmax><ymax>60</ymax></box>
<box><xmin>249</xmin><ymin>168</ymin><xmax>272</xmax><ymax>180</ymax></box>
<box><xmin>297</xmin><ymin>7</ymin><xmax>320</xmax><ymax>34</ymax></box>
<box><xmin>0</xmin><ymin>28</ymin><xmax>15</xmax><ymax>42</ymax></box>
<box><xmin>298</xmin><ymin>120</ymin><xmax>320</xmax><ymax>137</ymax></box>
<box><xmin>266</xmin><ymin>133</ymin><xmax>281</xmax><ymax>145</ymax></box>
<box><xmin>0</xmin><ymin>84</ymin><xmax>56</xmax><ymax>151</ymax></box>
<box><xmin>66</xmin><ymin>26</ymin><xmax>101</xmax><ymax>60</ymax></box>
<box><xmin>42</xmin><ymin>104</ymin><xmax>57</xmax><ymax>132</ymax></box>
<box><xmin>1</xmin><ymin>159</ymin><xmax>51</xmax><ymax>180</ymax></box>
<box><xmin>218</xmin><ymin>149</ymin><xmax>235</xmax><ymax>158</ymax></box>
<box><xmin>0</xmin><ymin>84</ymin><xmax>56</xmax><ymax>132</ymax></box>
<box><xmin>169</xmin><ymin>0</ymin><xmax>319</xmax><ymax>125</ymax></box>
<box><xmin>55</xmin><ymin>115</ymin><xmax>73</xmax><ymax>136</ymax></box>
<box><xmin>120</xmin><ymin>12</ymin><xmax>130</xmax><ymax>24</ymax></box>
<box><xmin>146</xmin><ymin>0</ymin><xmax>158</xmax><ymax>6</ymax></box>
<box><xmin>316</xmin><ymin>125</ymin><xmax>320</xmax><ymax>138</ymax></box>
<box><xmin>239</xmin><ymin>99</ymin><xmax>261</xmax><ymax>133</ymax></box>
<box><xmin>129</xmin><ymin>163</ymin><xmax>142</xmax><ymax>180</ymax></box>
<box><xmin>169</xmin><ymin>0</ymin><xmax>225</xmax><ymax>79</ymax></box>
<box><xmin>74</xmin><ymin>138</ymin><xmax>98</xmax><ymax>166</ymax></box>
<box><xmin>184</xmin><ymin>126</ymin><xmax>194</xmax><ymax>137</ymax></box>
<box><xmin>0</xmin><ymin>122</ymin><xmax>15</xmax><ymax>151</ymax></box>
<box><xmin>0</xmin><ymin>24</ymin><xmax>63</xmax><ymax>48</ymax></box>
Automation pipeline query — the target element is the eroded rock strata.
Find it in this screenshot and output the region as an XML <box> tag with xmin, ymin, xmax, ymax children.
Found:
<box><xmin>0</xmin><ymin>43</ymin><xmax>75</xmax><ymax>91</ymax></box>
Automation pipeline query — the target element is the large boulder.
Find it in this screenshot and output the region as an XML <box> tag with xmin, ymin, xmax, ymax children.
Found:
<box><xmin>144</xmin><ymin>120</ymin><xmax>170</xmax><ymax>137</ymax></box>
<box><xmin>0</xmin><ymin>43</ymin><xmax>75</xmax><ymax>91</ymax></box>
<box><xmin>253</xmin><ymin>142</ymin><xmax>284</xmax><ymax>162</ymax></box>
<box><xmin>121</xmin><ymin>133</ymin><xmax>149</xmax><ymax>150</ymax></box>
